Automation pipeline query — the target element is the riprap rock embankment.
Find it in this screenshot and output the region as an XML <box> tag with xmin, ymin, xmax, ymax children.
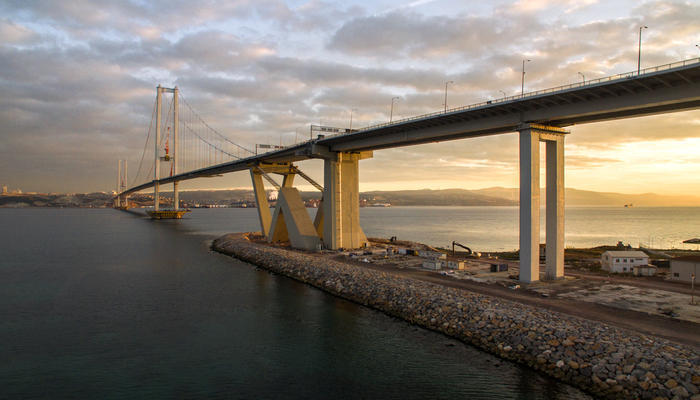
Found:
<box><xmin>212</xmin><ymin>233</ymin><xmax>700</xmax><ymax>400</ymax></box>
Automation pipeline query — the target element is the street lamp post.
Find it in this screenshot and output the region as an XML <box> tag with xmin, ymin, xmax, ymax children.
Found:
<box><xmin>444</xmin><ymin>81</ymin><xmax>454</xmax><ymax>113</ymax></box>
<box><xmin>390</xmin><ymin>96</ymin><xmax>400</xmax><ymax>123</ymax></box>
<box><xmin>638</xmin><ymin>25</ymin><xmax>648</xmax><ymax>75</ymax></box>
<box><xmin>499</xmin><ymin>90</ymin><xmax>506</xmax><ymax>98</ymax></box>
<box><xmin>521</xmin><ymin>59</ymin><xmax>531</xmax><ymax>97</ymax></box>
<box><xmin>578</xmin><ymin>72</ymin><xmax>585</xmax><ymax>84</ymax></box>
<box><xmin>349</xmin><ymin>108</ymin><xmax>357</xmax><ymax>131</ymax></box>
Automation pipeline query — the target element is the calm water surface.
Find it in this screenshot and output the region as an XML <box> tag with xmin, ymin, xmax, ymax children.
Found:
<box><xmin>359</xmin><ymin>206</ymin><xmax>700</xmax><ymax>251</ymax></box>
<box><xmin>165</xmin><ymin>205</ymin><xmax>700</xmax><ymax>251</ymax></box>
<box><xmin>0</xmin><ymin>208</ymin><xmax>591</xmax><ymax>399</ymax></box>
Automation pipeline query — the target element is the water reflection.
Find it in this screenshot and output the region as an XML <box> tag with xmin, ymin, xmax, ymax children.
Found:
<box><xmin>0</xmin><ymin>208</ymin><xmax>590</xmax><ymax>399</ymax></box>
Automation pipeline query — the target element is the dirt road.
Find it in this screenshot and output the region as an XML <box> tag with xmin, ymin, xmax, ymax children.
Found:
<box><xmin>567</xmin><ymin>270</ymin><xmax>696</xmax><ymax>295</ymax></box>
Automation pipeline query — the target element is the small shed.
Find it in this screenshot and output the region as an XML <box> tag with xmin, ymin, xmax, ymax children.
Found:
<box><xmin>669</xmin><ymin>256</ymin><xmax>700</xmax><ymax>283</ymax></box>
<box><xmin>422</xmin><ymin>260</ymin><xmax>446</xmax><ymax>270</ymax></box>
<box><xmin>447</xmin><ymin>260</ymin><xmax>465</xmax><ymax>270</ymax></box>
<box><xmin>633</xmin><ymin>265</ymin><xmax>657</xmax><ymax>276</ymax></box>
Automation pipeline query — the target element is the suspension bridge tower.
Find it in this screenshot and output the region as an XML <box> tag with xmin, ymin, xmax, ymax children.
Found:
<box><xmin>146</xmin><ymin>85</ymin><xmax>190</xmax><ymax>219</ymax></box>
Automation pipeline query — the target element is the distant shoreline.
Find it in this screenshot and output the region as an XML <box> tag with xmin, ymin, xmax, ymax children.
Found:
<box><xmin>3</xmin><ymin>202</ymin><xmax>700</xmax><ymax>209</ymax></box>
<box><xmin>3</xmin><ymin>187</ymin><xmax>700</xmax><ymax>208</ymax></box>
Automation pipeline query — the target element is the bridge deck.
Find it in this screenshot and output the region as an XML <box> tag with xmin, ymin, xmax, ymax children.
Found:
<box><xmin>119</xmin><ymin>59</ymin><xmax>700</xmax><ymax>197</ymax></box>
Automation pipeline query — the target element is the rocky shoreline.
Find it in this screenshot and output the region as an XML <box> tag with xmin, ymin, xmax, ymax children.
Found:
<box><xmin>212</xmin><ymin>233</ymin><xmax>700</xmax><ymax>400</ymax></box>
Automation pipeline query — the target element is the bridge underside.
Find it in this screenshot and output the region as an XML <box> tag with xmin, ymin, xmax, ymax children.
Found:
<box><xmin>115</xmin><ymin>60</ymin><xmax>700</xmax><ymax>283</ymax></box>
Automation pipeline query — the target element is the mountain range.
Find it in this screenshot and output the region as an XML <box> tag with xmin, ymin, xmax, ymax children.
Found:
<box><xmin>2</xmin><ymin>187</ymin><xmax>699</xmax><ymax>208</ymax></box>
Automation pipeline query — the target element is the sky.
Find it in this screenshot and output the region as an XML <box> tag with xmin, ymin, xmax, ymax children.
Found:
<box><xmin>1</xmin><ymin>0</ymin><xmax>699</xmax><ymax>195</ymax></box>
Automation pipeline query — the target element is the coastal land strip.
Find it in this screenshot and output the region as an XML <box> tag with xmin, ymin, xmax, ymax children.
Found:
<box><xmin>212</xmin><ymin>233</ymin><xmax>700</xmax><ymax>400</ymax></box>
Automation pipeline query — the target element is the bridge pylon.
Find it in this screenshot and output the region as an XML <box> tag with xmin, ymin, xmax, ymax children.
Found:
<box><xmin>115</xmin><ymin>159</ymin><xmax>129</xmax><ymax>209</ymax></box>
<box><xmin>147</xmin><ymin>85</ymin><xmax>188</xmax><ymax>219</ymax></box>
<box><xmin>321</xmin><ymin>151</ymin><xmax>372</xmax><ymax>250</ymax></box>
<box><xmin>518</xmin><ymin>123</ymin><xmax>568</xmax><ymax>283</ymax></box>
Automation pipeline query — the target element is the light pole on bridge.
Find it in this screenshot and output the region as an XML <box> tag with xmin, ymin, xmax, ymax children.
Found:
<box><xmin>578</xmin><ymin>72</ymin><xmax>585</xmax><ymax>84</ymax></box>
<box><xmin>389</xmin><ymin>96</ymin><xmax>400</xmax><ymax>123</ymax></box>
<box><xmin>638</xmin><ymin>25</ymin><xmax>648</xmax><ymax>75</ymax></box>
<box><xmin>521</xmin><ymin>59</ymin><xmax>531</xmax><ymax>97</ymax></box>
<box><xmin>444</xmin><ymin>80</ymin><xmax>454</xmax><ymax>113</ymax></box>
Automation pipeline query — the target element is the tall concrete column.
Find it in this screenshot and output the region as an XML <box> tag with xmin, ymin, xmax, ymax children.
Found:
<box><xmin>323</xmin><ymin>154</ymin><xmax>342</xmax><ymax>249</ymax></box>
<box><xmin>519</xmin><ymin>128</ymin><xmax>541</xmax><ymax>283</ymax></box>
<box><xmin>173</xmin><ymin>86</ymin><xmax>179</xmax><ymax>210</ymax></box>
<box><xmin>546</xmin><ymin>136</ymin><xmax>565</xmax><ymax>280</ymax></box>
<box><xmin>250</xmin><ymin>169</ymin><xmax>272</xmax><ymax>236</ymax></box>
<box><xmin>154</xmin><ymin>85</ymin><xmax>162</xmax><ymax>211</ymax></box>
<box><xmin>322</xmin><ymin>152</ymin><xmax>369</xmax><ymax>249</ymax></box>
<box><xmin>518</xmin><ymin>124</ymin><xmax>568</xmax><ymax>283</ymax></box>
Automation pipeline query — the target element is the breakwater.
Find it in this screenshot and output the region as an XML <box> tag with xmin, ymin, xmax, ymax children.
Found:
<box><xmin>212</xmin><ymin>233</ymin><xmax>700</xmax><ymax>400</ymax></box>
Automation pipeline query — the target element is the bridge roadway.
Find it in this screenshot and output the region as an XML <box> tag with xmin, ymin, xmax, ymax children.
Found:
<box><xmin>122</xmin><ymin>59</ymin><xmax>700</xmax><ymax>197</ymax></box>
<box><xmin>120</xmin><ymin>59</ymin><xmax>700</xmax><ymax>283</ymax></box>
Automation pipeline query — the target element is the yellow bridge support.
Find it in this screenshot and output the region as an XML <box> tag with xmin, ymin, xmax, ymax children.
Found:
<box><xmin>249</xmin><ymin>150</ymin><xmax>372</xmax><ymax>251</ymax></box>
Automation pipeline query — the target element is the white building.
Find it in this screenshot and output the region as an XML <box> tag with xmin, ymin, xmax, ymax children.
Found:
<box><xmin>601</xmin><ymin>251</ymin><xmax>649</xmax><ymax>273</ymax></box>
<box><xmin>669</xmin><ymin>256</ymin><xmax>700</xmax><ymax>283</ymax></box>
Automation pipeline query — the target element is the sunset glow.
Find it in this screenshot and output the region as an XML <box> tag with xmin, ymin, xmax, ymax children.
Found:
<box><xmin>0</xmin><ymin>1</ymin><xmax>698</xmax><ymax>195</ymax></box>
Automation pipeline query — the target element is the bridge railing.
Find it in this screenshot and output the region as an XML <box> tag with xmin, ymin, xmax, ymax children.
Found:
<box><xmin>228</xmin><ymin>57</ymin><xmax>700</xmax><ymax>158</ymax></box>
<box><xmin>320</xmin><ymin>57</ymin><xmax>700</xmax><ymax>138</ymax></box>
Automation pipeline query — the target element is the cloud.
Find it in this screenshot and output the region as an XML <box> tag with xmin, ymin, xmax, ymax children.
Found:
<box><xmin>327</xmin><ymin>11</ymin><xmax>542</xmax><ymax>61</ymax></box>
<box><xmin>512</xmin><ymin>0</ymin><xmax>598</xmax><ymax>13</ymax></box>
<box><xmin>0</xmin><ymin>0</ymin><xmax>697</xmax><ymax>194</ymax></box>
<box><xmin>0</xmin><ymin>18</ymin><xmax>39</xmax><ymax>45</ymax></box>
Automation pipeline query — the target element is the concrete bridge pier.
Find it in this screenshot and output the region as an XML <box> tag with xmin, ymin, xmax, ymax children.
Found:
<box><xmin>250</xmin><ymin>163</ymin><xmax>322</xmax><ymax>250</ymax></box>
<box><xmin>518</xmin><ymin>123</ymin><xmax>568</xmax><ymax>283</ymax></box>
<box><xmin>268</xmin><ymin>171</ymin><xmax>322</xmax><ymax>250</ymax></box>
<box><xmin>247</xmin><ymin>152</ymin><xmax>371</xmax><ymax>251</ymax></box>
<box><xmin>250</xmin><ymin>168</ymin><xmax>272</xmax><ymax>237</ymax></box>
<box><xmin>322</xmin><ymin>151</ymin><xmax>372</xmax><ymax>250</ymax></box>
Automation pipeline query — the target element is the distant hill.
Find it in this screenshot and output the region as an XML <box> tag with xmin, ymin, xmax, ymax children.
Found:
<box><xmin>3</xmin><ymin>187</ymin><xmax>699</xmax><ymax>208</ymax></box>
<box><xmin>0</xmin><ymin>192</ymin><xmax>113</xmax><ymax>208</ymax></box>
<box><xmin>360</xmin><ymin>189</ymin><xmax>515</xmax><ymax>206</ymax></box>
<box><xmin>176</xmin><ymin>189</ymin><xmax>255</xmax><ymax>202</ymax></box>
<box><xmin>473</xmin><ymin>187</ymin><xmax>700</xmax><ymax>207</ymax></box>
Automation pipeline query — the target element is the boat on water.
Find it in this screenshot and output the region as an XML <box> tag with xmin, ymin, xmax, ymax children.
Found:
<box><xmin>369</xmin><ymin>203</ymin><xmax>391</xmax><ymax>207</ymax></box>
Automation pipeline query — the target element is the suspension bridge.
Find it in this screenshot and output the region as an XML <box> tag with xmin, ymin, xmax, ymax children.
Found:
<box><xmin>115</xmin><ymin>58</ymin><xmax>700</xmax><ymax>283</ymax></box>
